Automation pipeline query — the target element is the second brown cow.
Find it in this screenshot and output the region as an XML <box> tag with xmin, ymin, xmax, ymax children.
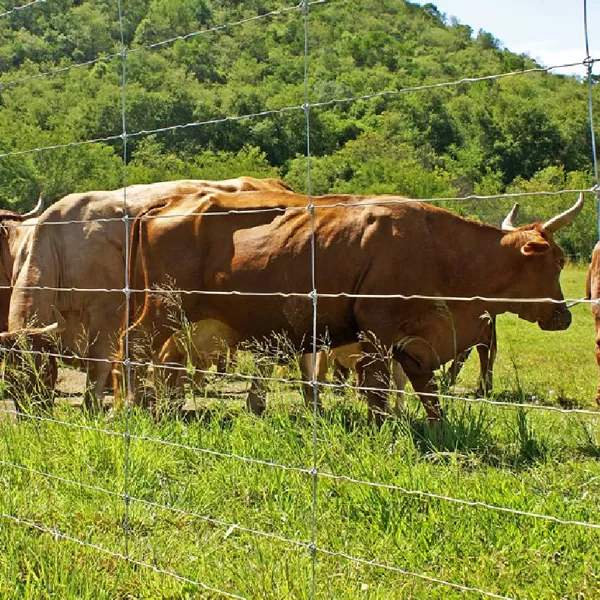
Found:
<box><xmin>117</xmin><ymin>191</ymin><xmax>582</xmax><ymax>423</ymax></box>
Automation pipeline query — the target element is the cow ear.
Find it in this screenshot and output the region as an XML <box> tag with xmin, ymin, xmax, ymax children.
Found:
<box><xmin>521</xmin><ymin>239</ymin><xmax>550</xmax><ymax>256</ymax></box>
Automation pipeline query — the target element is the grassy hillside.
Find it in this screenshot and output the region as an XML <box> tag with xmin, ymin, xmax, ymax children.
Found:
<box><xmin>0</xmin><ymin>0</ymin><xmax>598</xmax><ymax>256</ymax></box>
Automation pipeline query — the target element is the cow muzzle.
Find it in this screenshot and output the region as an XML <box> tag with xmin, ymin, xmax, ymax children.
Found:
<box><xmin>538</xmin><ymin>305</ymin><xmax>572</xmax><ymax>331</ymax></box>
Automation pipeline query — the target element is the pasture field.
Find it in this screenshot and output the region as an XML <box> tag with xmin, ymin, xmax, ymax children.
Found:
<box><xmin>0</xmin><ymin>264</ymin><xmax>600</xmax><ymax>599</ymax></box>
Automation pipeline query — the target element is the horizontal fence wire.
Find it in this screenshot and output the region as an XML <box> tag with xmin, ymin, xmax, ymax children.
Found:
<box><xmin>0</xmin><ymin>512</ymin><xmax>246</xmax><ymax>599</ymax></box>
<box><xmin>0</xmin><ymin>405</ymin><xmax>315</xmax><ymax>475</ymax></box>
<box><xmin>0</xmin><ymin>282</ymin><xmax>594</xmax><ymax>304</ymax></box>
<box><xmin>0</xmin><ymin>459</ymin><xmax>313</xmax><ymax>551</ymax></box>
<box><xmin>0</xmin><ymin>510</ymin><xmax>516</xmax><ymax>600</ymax></box>
<box><xmin>4</xmin><ymin>449</ymin><xmax>600</xmax><ymax>537</ymax></box>
<box><xmin>0</xmin><ymin>58</ymin><xmax>596</xmax><ymax>160</ymax></box>
<box><xmin>0</xmin><ymin>0</ymin><xmax>44</xmax><ymax>19</ymax></box>
<box><xmin>315</xmin><ymin>547</ymin><xmax>516</xmax><ymax>600</ymax></box>
<box><xmin>0</xmin><ymin>187</ymin><xmax>594</xmax><ymax>231</ymax></box>
<box><xmin>3</xmin><ymin>343</ymin><xmax>600</xmax><ymax>418</ymax></box>
<box><xmin>1</xmin><ymin>404</ymin><xmax>599</xmax><ymax>531</ymax></box>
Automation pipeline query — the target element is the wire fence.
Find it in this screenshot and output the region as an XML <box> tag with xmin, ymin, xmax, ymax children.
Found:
<box><xmin>0</xmin><ymin>0</ymin><xmax>44</xmax><ymax>20</ymax></box>
<box><xmin>0</xmin><ymin>0</ymin><xmax>598</xmax><ymax>598</ymax></box>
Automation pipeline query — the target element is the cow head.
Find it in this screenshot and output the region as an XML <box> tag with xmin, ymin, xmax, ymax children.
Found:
<box><xmin>500</xmin><ymin>193</ymin><xmax>583</xmax><ymax>330</ymax></box>
<box><xmin>0</xmin><ymin>195</ymin><xmax>45</xmax><ymax>331</ymax></box>
<box><xmin>0</xmin><ymin>195</ymin><xmax>44</xmax><ymax>284</ymax></box>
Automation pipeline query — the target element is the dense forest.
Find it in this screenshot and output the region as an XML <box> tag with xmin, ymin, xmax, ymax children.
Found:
<box><xmin>0</xmin><ymin>0</ymin><xmax>598</xmax><ymax>257</ymax></box>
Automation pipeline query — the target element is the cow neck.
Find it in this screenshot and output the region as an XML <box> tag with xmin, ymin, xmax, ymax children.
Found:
<box><xmin>432</xmin><ymin>217</ymin><xmax>520</xmax><ymax>301</ymax></box>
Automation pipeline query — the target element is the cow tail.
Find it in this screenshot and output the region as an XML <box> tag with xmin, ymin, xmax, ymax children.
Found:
<box><xmin>126</xmin><ymin>209</ymin><xmax>143</xmax><ymax>328</ymax></box>
<box><xmin>126</xmin><ymin>201</ymin><xmax>170</xmax><ymax>327</ymax></box>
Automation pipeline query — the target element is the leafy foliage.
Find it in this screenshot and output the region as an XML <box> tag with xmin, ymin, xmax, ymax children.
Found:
<box><xmin>0</xmin><ymin>0</ymin><xmax>598</xmax><ymax>255</ymax></box>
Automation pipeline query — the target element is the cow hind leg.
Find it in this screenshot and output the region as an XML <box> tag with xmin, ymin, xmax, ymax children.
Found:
<box><xmin>447</xmin><ymin>348</ymin><xmax>472</xmax><ymax>387</ymax></box>
<box><xmin>298</xmin><ymin>352</ymin><xmax>327</xmax><ymax>410</ymax></box>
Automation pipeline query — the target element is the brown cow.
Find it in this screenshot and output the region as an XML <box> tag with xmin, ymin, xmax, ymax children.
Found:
<box><xmin>117</xmin><ymin>190</ymin><xmax>581</xmax><ymax>423</ymax></box>
<box><xmin>586</xmin><ymin>240</ymin><xmax>600</xmax><ymax>406</ymax></box>
<box><xmin>1</xmin><ymin>178</ymin><xmax>291</xmax><ymax>411</ymax></box>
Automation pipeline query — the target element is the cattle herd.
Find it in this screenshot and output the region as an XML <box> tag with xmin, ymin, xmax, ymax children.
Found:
<box><xmin>0</xmin><ymin>176</ymin><xmax>595</xmax><ymax>424</ymax></box>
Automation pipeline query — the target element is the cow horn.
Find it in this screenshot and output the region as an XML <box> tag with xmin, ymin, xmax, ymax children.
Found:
<box><xmin>542</xmin><ymin>192</ymin><xmax>584</xmax><ymax>233</ymax></box>
<box><xmin>0</xmin><ymin>322</ymin><xmax>59</xmax><ymax>345</ymax></box>
<box><xmin>501</xmin><ymin>203</ymin><xmax>520</xmax><ymax>232</ymax></box>
<box><xmin>35</xmin><ymin>321</ymin><xmax>64</xmax><ymax>336</ymax></box>
<box><xmin>0</xmin><ymin>308</ymin><xmax>65</xmax><ymax>344</ymax></box>
<box><xmin>22</xmin><ymin>194</ymin><xmax>45</xmax><ymax>219</ymax></box>
<box><xmin>50</xmin><ymin>307</ymin><xmax>67</xmax><ymax>333</ymax></box>
<box><xmin>0</xmin><ymin>330</ymin><xmax>14</xmax><ymax>343</ymax></box>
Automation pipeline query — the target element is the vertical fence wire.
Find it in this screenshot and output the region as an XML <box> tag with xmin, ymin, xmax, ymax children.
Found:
<box><xmin>301</xmin><ymin>1</ymin><xmax>318</xmax><ymax>597</ymax></box>
<box><xmin>584</xmin><ymin>0</ymin><xmax>600</xmax><ymax>237</ymax></box>
<box><xmin>116</xmin><ymin>0</ymin><xmax>132</xmax><ymax>558</ymax></box>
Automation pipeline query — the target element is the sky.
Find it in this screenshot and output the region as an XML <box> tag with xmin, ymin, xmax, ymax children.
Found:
<box><xmin>420</xmin><ymin>0</ymin><xmax>600</xmax><ymax>78</ymax></box>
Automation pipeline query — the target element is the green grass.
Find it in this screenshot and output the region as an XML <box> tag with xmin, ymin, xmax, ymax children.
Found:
<box><xmin>1</xmin><ymin>264</ymin><xmax>600</xmax><ymax>599</ymax></box>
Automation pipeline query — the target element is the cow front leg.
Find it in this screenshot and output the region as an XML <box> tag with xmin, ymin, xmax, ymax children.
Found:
<box><xmin>83</xmin><ymin>373</ymin><xmax>101</xmax><ymax>415</ymax></box>
<box><xmin>475</xmin><ymin>343</ymin><xmax>495</xmax><ymax>397</ymax></box>
<box><xmin>356</xmin><ymin>352</ymin><xmax>390</xmax><ymax>426</ymax></box>
<box><xmin>390</xmin><ymin>361</ymin><xmax>408</xmax><ymax>415</ymax></box>
<box><xmin>406</xmin><ymin>370</ymin><xmax>442</xmax><ymax>424</ymax></box>
<box><xmin>82</xmin><ymin>325</ymin><xmax>122</xmax><ymax>414</ymax></box>
<box><xmin>3</xmin><ymin>350</ymin><xmax>57</xmax><ymax>415</ymax></box>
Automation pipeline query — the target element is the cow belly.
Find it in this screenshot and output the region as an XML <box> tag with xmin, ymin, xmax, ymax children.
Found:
<box><xmin>185</xmin><ymin>294</ymin><xmax>355</xmax><ymax>353</ymax></box>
